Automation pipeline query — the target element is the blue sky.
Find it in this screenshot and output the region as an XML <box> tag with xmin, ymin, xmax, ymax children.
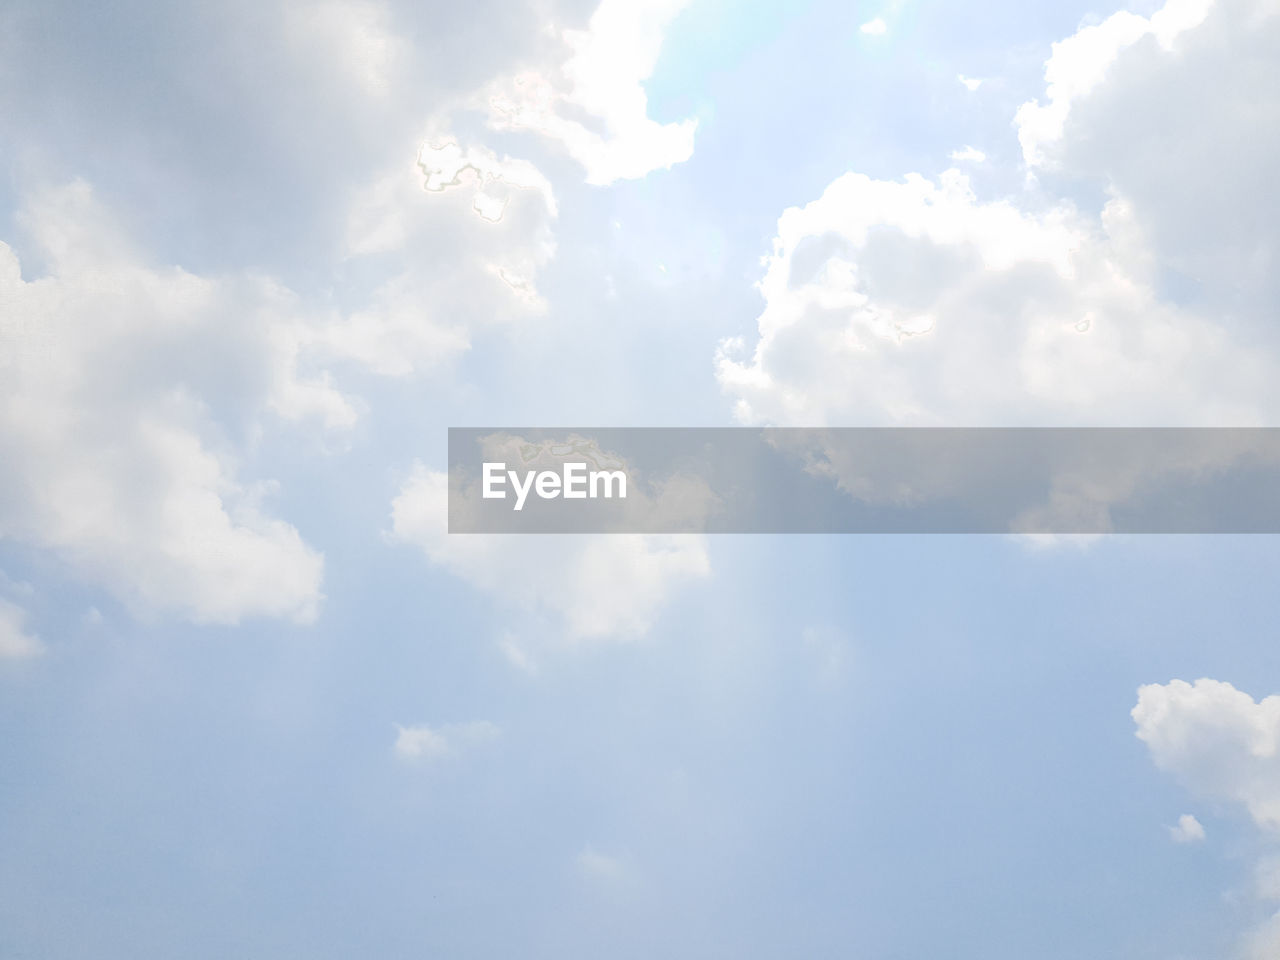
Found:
<box><xmin>3</xmin><ymin>0</ymin><xmax>1280</xmax><ymax>956</ymax></box>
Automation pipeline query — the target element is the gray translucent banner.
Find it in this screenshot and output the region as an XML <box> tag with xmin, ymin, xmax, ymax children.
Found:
<box><xmin>447</xmin><ymin>428</ymin><xmax>1280</xmax><ymax>533</ymax></box>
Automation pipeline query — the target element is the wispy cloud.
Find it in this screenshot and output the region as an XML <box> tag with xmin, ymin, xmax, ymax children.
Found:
<box><xmin>393</xmin><ymin>721</ymin><xmax>500</xmax><ymax>762</ymax></box>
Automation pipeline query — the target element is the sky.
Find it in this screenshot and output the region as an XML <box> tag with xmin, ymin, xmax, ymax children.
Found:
<box><xmin>2</xmin><ymin>0</ymin><xmax>1280</xmax><ymax>956</ymax></box>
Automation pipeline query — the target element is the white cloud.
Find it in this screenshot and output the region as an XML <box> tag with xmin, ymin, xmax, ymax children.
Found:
<box><xmin>1169</xmin><ymin>812</ymin><xmax>1206</xmax><ymax>843</ymax></box>
<box><xmin>1020</xmin><ymin>0</ymin><xmax>1280</xmax><ymax>321</ymax></box>
<box><xmin>860</xmin><ymin>18</ymin><xmax>888</xmax><ymax>35</ymax></box>
<box><xmin>393</xmin><ymin>720</ymin><xmax>500</xmax><ymax>761</ymax></box>
<box><xmin>957</xmin><ymin>74</ymin><xmax>984</xmax><ymax>91</ymax></box>
<box><xmin>388</xmin><ymin>464</ymin><xmax>708</xmax><ymax>642</ymax></box>
<box><xmin>1015</xmin><ymin>0</ymin><xmax>1214</xmax><ymax>167</ymax></box>
<box><xmin>1134</xmin><ymin>678</ymin><xmax>1280</xmax><ymax>831</ymax></box>
<box><xmin>718</xmin><ymin>0</ymin><xmax>1280</xmax><ymax>433</ymax></box>
<box><xmin>716</xmin><ymin>168</ymin><xmax>1270</xmax><ymax>428</ymax></box>
<box><xmin>1015</xmin><ymin>11</ymin><xmax>1155</xmax><ymax>168</ymax></box>
<box><xmin>484</xmin><ymin>0</ymin><xmax>698</xmax><ymax>184</ymax></box>
<box><xmin>0</xmin><ymin>181</ymin><xmax>332</xmax><ymax>624</ymax></box>
<box><xmin>948</xmin><ymin>145</ymin><xmax>986</xmax><ymax>162</ymax></box>
<box><xmin>0</xmin><ymin>0</ymin><xmax>702</xmax><ymax>628</ymax></box>
<box><xmin>0</xmin><ymin>597</ymin><xmax>41</xmax><ymax>659</ymax></box>
<box><xmin>1135</xmin><ymin>678</ymin><xmax>1280</xmax><ymax>952</ymax></box>
<box><xmin>386</xmin><ymin>140</ymin><xmax>556</xmax><ymax>237</ymax></box>
<box><xmin>334</xmin><ymin>138</ymin><xmax>559</xmax><ymax>375</ymax></box>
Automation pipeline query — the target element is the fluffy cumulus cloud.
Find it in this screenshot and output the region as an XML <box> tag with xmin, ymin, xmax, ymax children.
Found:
<box><xmin>717</xmin><ymin>0</ymin><xmax>1279</xmax><ymax>430</ymax></box>
<box><xmin>483</xmin><ymin>0</ymin><xmax>698</xmax><ymax>184</ymax></box>
<box><xmin>0</xmin><ymin>164</ymin><xmax>570</xmax><ymax>624</ymax></box>
<box><xmin>0</xmin><ymin>181</ymin><xmax>334</xmax><ymax>624</ymax></box>
<box><xmin>1013</xmin><ymin>0</ymin><xmax>1214</xmax><ymax>167</ymax></box>
<box><xmin>1134</xmin><ymin>678</ymin><xmax>1280</xmax><ymax>956</ymax></box>
<box><xmin>389</xmin><ymin>465</ymin><xmax>708</xmax><ymax>642</ymax></box>
<box><xmin>0</xmin><ymin>152</ymin><xmax>570</xmax><ymax>625</ymax></box>
<box><xmin>716</xmin><ymin>168</ymin><xmax>1270</xmax><ymax>427</ymax></box>
<box><xmin>1019</xmin><ymin>0</ymin><xmax>1280</xmax><ymax>322</ymax></box>
<box><xmin>1134</xmin><ymin>678</ymin><xmax>1280</xmax><ymax>831</ymax></box>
